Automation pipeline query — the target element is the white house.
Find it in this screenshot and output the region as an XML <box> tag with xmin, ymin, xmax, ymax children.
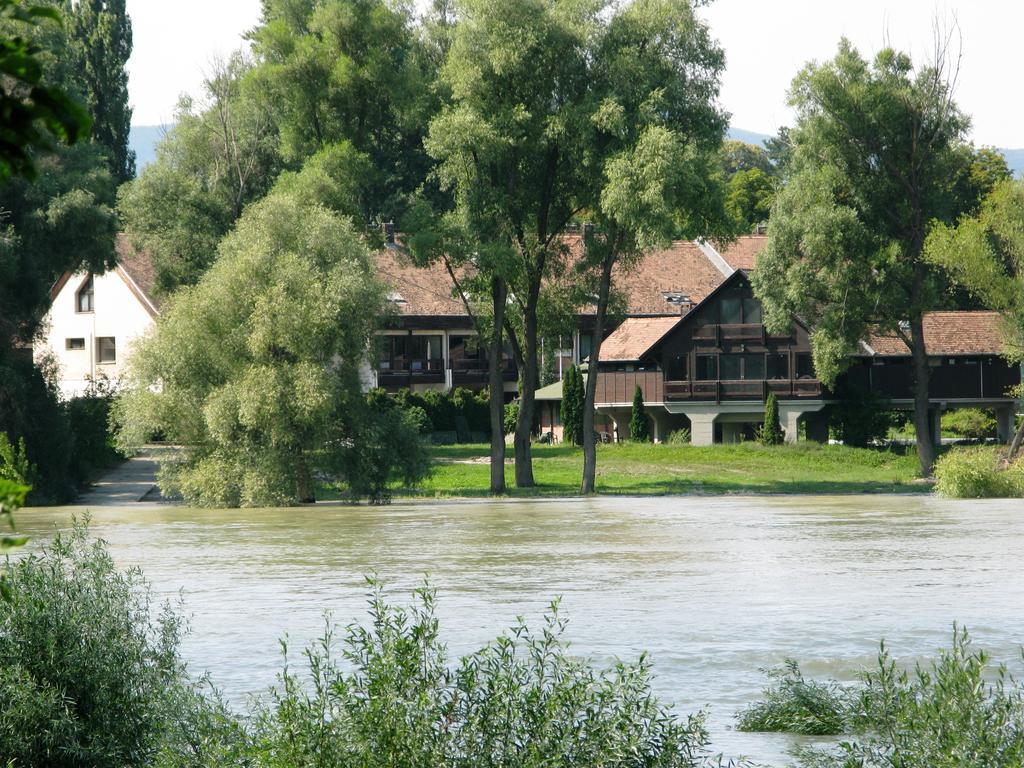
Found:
<box><xmin>36</xmin><ymin>235</ymin><xmax>160</xmax><ymax>398</ymax></box>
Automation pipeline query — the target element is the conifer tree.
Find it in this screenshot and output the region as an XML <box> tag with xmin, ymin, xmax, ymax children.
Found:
<box><xmin>761</xmin><ymin>392</ymin><xmax>783</xmax><ymax>445</ymax></box>
<box><xmin>69</xmin><ymin>0</ymin><xmax>134</xmax><ymax>182</ymax></box>
<box><xmin>560</xmin><ymin>364</ymin><xmax>584</xmax><ymax>446</ymax></box>
<box><xmin>629</xmin><ymin>385</ymin><xmax>649</xmax><ymax>443</ymax></box>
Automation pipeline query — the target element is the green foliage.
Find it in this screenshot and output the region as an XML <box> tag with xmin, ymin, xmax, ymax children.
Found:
<box><xmin>0</xmin><ymin>432</ymin><xmax>33</xmax><ymax>486</ymax></box>
<box><xmin>561</xmin><ymin>364</ymin><xmax>584</xmax><ymax>446</ymax></box>
<box><xmin>243</xmin><ymin>580</ymin><xmax>714</xmax><ymax>767</ymax></box>
<box><xmin>795</xmin><ymin>628</ymin><xmax>1024</xmax><ymax>767</ymax></box>
<box><xmin>726</xmin><ymin>167</ymin><xmax>777</xmax><ymax>232</ymax></box>
<box><xmin>665</xmin><ymin>427</ymin><xmax>691</xmax><ymax>445</ymax></box>
<box><xmin>0</xmin><ymin>478</ymin><xmax>28</xmax><ymax>601</ymax></box>
<box><xmin>0</xmin><ymin>520</ymin><xmax>190</xmax><ymax>766</ymax></box>
<box><xmin>118</xmin><ymin>53</ymin><xmax>282</xmax><ymax>293</ymax></box>
<box><xmin>942</xmin><ymin>408</ymin><xmax>997</xmax><ymax>440</ymax></box>
<box><xmin>736</xmin><ymin>659</ymin><xmax>853</xmax><ymax>736</ymax></box>
<box><xmin>0</xmin><ymin>0</ymin><xmax>90</xmax><ymax>180</ymax></box>
<box><xmin>827</xmin><ymin>383</ymin><xmax>892</xmax><ymax>448</ymax></box>
<box><xmin>66</xmin><ymin>0</ymin><xmax>134</xmax><ymax>181</ymax></box>
<box><xmin>369</xmin><ymin>387</ymin><xmax>492</xmax><ymax>443</ymax></box>
<box><xmin>934</xmin><ymin>446</ymin><xmax>1024</xmax><ymax>498</ymax></box>
<box><xmin>759</xmin><ymin>392</ymin><xmax>783</xmax><ymax>446</ymax></box>
<box><xmin>629</xmin><ymin>385</ymin><xmax>649</xmax><ymax>442</ymax></box>
<box><xmin>504</xmin><ymin>401</ymin><xmax>519</xmax><ymax>437</ymax></box>
<box><xmin>113</xmin><ymin>192</ymin><xmax>427</xmax><ymax>506</ymax></box>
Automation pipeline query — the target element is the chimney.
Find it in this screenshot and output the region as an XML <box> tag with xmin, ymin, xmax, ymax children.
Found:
<box><xmin>383</xmin><ymin>220</ymin><xmax>395</xmax><ymax>244</ymax></box>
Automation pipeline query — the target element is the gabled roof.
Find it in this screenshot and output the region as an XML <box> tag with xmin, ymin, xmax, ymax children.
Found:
<box><xmin>865</xmin><ymin>312</ymin><xmax>1007</xmax><ymax>356</ymax></box>
<box><xmin>376</xmin><ymin>235</ymin><xmax>767</xmax><ymax>320</ymax></box>
<box><xmin>49</xmin><ymin>234</ymin><xmax>161</xmax><ymax>317</ymax></box>
<box><xmin>715</xmin><ymin>235</ymin><xmax>765</xmax><ymax>272</ymax></box>
<box><xmin>598</xmin><ymin>317</ymin><xmax>681</xmax><ymax>362</ymax></box>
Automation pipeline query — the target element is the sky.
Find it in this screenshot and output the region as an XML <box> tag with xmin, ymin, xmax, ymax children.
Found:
<box><xmin>127</xmin><ymin>0</ymin><xmax>1024</xmax><ymax>148</ymax></box>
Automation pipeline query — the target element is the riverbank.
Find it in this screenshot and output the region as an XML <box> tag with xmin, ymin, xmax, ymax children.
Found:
<box><xmin>374</xmin><ymin>442</ymin><xmax>926</xmax><ymax>498</ymax></box>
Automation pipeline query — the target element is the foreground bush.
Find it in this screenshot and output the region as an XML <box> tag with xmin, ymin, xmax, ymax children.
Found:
<box><xmin>934</xmin><ymin>446</ymin><xmax>1024</xmax><ymax>498</ymax></box>
<box><xmin>736</xmin><ymin>659</ymin><xmax>852</xmax><ymax>735</ymax></box>
<box><xmin>0</xmin><ymin>521</ymin><xmax>189</xmax><ymax>767</ymax></box>
<box><xmin>243</xmin><ymin>582</ymin><xmax>715</xmax><ymax>768</ymax></box>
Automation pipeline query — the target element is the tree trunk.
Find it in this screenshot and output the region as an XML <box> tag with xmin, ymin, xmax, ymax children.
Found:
<box><xmin>909</xmin><ymin>316</ymin><xmax>937</xmax><ymax>477</ymax></box>
<box><xmin>488</xmin><ymin>277</ymin><xmax>507</xmax><ymax>495</ymax></box>
<box><xmin>513</xmin><ymin>291</ymin><xmax>539</xmax><ymax>487</ymax></box>
<box><xmin>1008</xmin><ymin>416</ymin><xmax>1024</xmax><ymax>463</ymax></box>
<box><xmin>581</xmin><ymin>255</ymin><xmax>614</xmax><ymax>494</ymax></box>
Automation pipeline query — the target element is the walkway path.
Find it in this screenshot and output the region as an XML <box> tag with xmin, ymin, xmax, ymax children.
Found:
<box><xmin>74</xmin><ymin>446</ymin><xmax>171</xmax><ymax>506</ymax></box>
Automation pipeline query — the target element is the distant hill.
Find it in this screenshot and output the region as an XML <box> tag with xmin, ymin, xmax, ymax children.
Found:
<box><xmin>129</xmin><ymin>123</ymin><xmax>1024</xmax><ymax>179</ymax></box>
<box><xmin>129</xmin><ymin>124</ymin><xmax>170</xmax><ymax>174</ymax></box>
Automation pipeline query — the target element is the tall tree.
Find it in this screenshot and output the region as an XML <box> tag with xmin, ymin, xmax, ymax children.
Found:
<box><xmin>425</xmin><ymin>0</ymin><xmax>598</xmax><ymax>488</ymax></box>
<box><xmin>118</xmin><ymin>54</ymin><xmax>281</xmax><ymax>293</ymax></box>
<box><xmin>925</xmin><ymin>179</ymin><xmax>1024</xmax><ymax>457</ymax></box>
<box><xmin>248</xmin><ymin>0</ymin><xmax>438</xmax><ymax>225</ymax></box>
<box><xmin>752</xmin><ymin>39</ymin><xmax>979</xmax><ymax>477</ymax></box>
<box><xmin>578</xmin><ymin>0</ymin><xmax>729</xmax><ymax>493</ymax></box>
<box><xmin>629</xmin><ymin>385</ymin><xmax>649</xmax><ymax>442</ymax></box>
<box><xmin>0</xmin><ymin>0</ymin><xmax>89</xmax><ymax>179</ymax></box>
<box><xmin>67</xmin><ymin>0</ymin><xmax>133</xmax><ymax>181</ymax></box>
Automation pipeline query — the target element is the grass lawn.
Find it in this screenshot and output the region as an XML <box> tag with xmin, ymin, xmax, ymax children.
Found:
<box><xmin>382</xmin><ymin>442</ymin><xmax>927</xmax><ymax>498</ymax></box>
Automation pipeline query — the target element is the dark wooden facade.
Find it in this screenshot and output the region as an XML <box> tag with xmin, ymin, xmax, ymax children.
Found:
<box><xmin>598</xmin><ymin>272</ymin><xmax>824</xmax><ymax>403</ymax></box>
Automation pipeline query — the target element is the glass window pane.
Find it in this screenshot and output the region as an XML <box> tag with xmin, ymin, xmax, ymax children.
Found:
<box><xmin>743</xmin><ymin>298</ymin><xmax>763</xmax><ymax>324</ymax></box>
<box><xmin>96</xmin><ymin>337</ymin><xmax>116</xmax><ymax>363</ymax></box>
<box><xmin>743</xmin><ymin>353</ymin><xmax>765</xmax><ymax>380</ymax></box>
<box><xmin>720</xmin><ymin>354</ymin><xmax>741</xmax><ymax>380</ymax></box>
<box><xmin>767</xmin><ymin>352</ymin><xmax>789</xmax><ymax>379</ymax></box>
<box><xmin>721</xmin><ymin>297</ymin><xmax>741</xmax><ymax>324</ymax></box>
<box><xmin>696</xmin><ymin>355</ymin><xmax>717</xmax><ymax>380</ymax></box>
<box><xmin>667</xmin><ymin>354</ymin><xmax>687</xmax><ymax>381</ymax></box>
<box><xmin>796</xmin><ymin>353</ymin><xmax>815</xmax><ymax>379</ymax></box>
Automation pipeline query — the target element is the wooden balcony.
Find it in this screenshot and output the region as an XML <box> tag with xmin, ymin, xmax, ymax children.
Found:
<box><xmin>691</xmin><ymin>324</ymin><xmax>765</xmax><ymax>345</ymax></box>
<box><xmin>594</xmin><ymin>371</ymin><xmax>664</xmax><ymax>404</ymax></box>
<box><xmin>663</xmin><ymin>378</ymin><xmax>824</xmax><ymax>402</ymax></box>
<box><xmin>449</xmin><ymin>358</ymin><xmax>518</xmax><ymax>386</ymax></box>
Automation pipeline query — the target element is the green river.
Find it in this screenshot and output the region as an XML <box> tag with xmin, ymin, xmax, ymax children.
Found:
<box><xmin>18</xmin><ymin>494</ymin><xmax>1024</xmax><ymax>765</ymax></box>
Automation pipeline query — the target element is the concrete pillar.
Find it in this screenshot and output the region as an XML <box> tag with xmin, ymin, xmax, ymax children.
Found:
<box><xmin>997</xmin><ymin>405</ymin><xmax>1015</xmax><ymax>444</ymax></box>
<box><xmin>781</xmin><ymin>409</ymin><xmax>801</xmax><ymax>444</ymax></box>
<box><xmin>649</xmin><ymin>408</ymin><xmax>669</xmax><ymax>443</ymax></box>
<box><xmin>689</xmin><ymin>413</ymin><xmax>716</xmax><ymax>446</ymax></box>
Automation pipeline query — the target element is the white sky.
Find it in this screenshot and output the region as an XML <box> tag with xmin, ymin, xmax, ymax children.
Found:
<box><xmin>127</xmin><ymin>0</ymin><xmax>1024</xmax><ymax>148</ymax></box>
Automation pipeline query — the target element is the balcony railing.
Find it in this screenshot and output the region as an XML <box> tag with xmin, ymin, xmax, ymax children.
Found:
<box><xmin>689</xmin><ymin>323</ymin><xmax>766</xmax><ymax>345</ymax></box>
<box><xmin>663</xmin><ymin>378</ymin><xmax>824</xmax><ymax>402</ymax></box>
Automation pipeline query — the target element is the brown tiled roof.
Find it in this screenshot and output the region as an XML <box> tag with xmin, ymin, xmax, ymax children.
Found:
<box><xmin>598</xmin><ymin>316</ymin><xmax>680</xmax><ymax>361</ymax></box>
<box><xmin>115</xmin><ymin>234</ymin><xmax>162</xmax><ymax>312</ymax></box>
<box><xmin>610</xmin><ymin>240</ymin><xmax>728</xmax><ymax>314</ymax></box>
<box><xmin>375</xmin><ymin>238</ymin><xmax>731</xmax><ymax>319</ymax></box>
<box><xmin>374</xmin><ymin>246</ymin><xmax>468</xmax><ymax>317</ymax></box>
<box><xmin>866</xmin><ymin>312</ymin><xmax>1006</xmax><ymax>356</ymax></box>
<box><xmin>715</xmin><ymin>235</ymin><xmax>766</xmax><ymax>271</ymax></box>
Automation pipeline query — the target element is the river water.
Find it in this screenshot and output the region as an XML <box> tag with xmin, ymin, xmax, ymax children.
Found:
<box><xmin>17</xmin><ymin>495</ymin><xmax>1024</xmax><ymax>765</ymax></box>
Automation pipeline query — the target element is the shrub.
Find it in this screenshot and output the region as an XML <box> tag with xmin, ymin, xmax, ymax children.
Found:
<box><xmin>736</xmin><ymin>659</ymin><xmax>853</xmax><ymax>735</ymax></box>
<box><xmin>666</xmin><ymin>427</ymin><xmax>691</xmax><ymax>445</ymax></box>
<box><xmin>247</xmin><ymin>581</ymin><xmax>715</xmax><ymax>767</ymax></box>
<box><xmin>629</xmin><ymin>385</ymin><xmax>650</xmax><ymax>442</ymax></box>
<box><xmin>0</xmin><ymin>432</ymin><xmax>34</xmax><ymax>487</ymax></box>
<box><xmin>796</xmin><ymin>628</ymin><xmax>1024</xmax><ymax>767</ymax></box>
<box><xmin>0</xmin><ymin>520</ymin><xmax>192</xmax><ymax>767</ymax></box>
<box><xmin>934</xmin><ymin>446</ymin><xmax>1024</xmax><ymax>498</ymax></box>
<box><xmin>403</xmin><ymin>404</ymin><xmax>432</xmax><ymax>435</ymax></box>
<box><xmin>759</xmin><ymin>392</ymin><xmax>783</xmax><ymax>445</ymax></box>
<box><xmin>65</xmin><ymin>377</ymin><xmax>126</xmax><ymax>482</ymax></box>
<box><xmin>828</xmin><ymin>383</ymin><xmax>892</xmax><ymax>447</ymax></box>
<box><xmin>942</xmin><ymin>407</ymin><xmax>997</xmax><ymax>440</ymax></box>
<box><xmin>504</xmin><ymin>401</ymin><xmax>519</xmax><ymax>436</ymax></box>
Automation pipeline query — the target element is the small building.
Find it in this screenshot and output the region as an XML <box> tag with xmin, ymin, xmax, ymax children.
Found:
<box><xmin>36</xmin><ymin>236</ymin><xmax>160</xmax><ymax>398</ymax></box>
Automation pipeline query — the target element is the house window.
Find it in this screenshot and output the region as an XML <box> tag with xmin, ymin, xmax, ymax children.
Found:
<box><xmin>380</xmin><ymin>335</ymin><xmax>444</xmax><ymax>372</ymax></box>
<box><xmin>720</xmin><ymin>354</ymin><xmax>742</xmax><ymax>380</ymax></box>
<box><xmin>695</xmin><ymin>354</ymin><xmax>717</xmax><ymax>380</ymax></box>
<box><xmin>667</xmin><ymin>354</ymin><xmax>688</xmax><ymax>381</ymax></box>
<box><xmin>767</xmin><ymin>352</ymin><xmax>789</xmax><ymax>380</ymax></box>
<box><xmin>578</xmin><ymin>332</ymin><xmax>593</xmax><ymax>362</ymax></box>
<box><xmin>796</xmin><ymin>352</ymin><xmax>815</xmax><ymax>379</ymax></box>
<box><xmin>720</xmin><ymin>297</ymin><xmax>742</xmax><ymax>324</ymax></box>
<box><xmin>96</xmin><ymin>337</ymin><xmax>116</xmax><ymax>364</ymax></box>
<box><xmin>76</xmin><ymin>275</ymin><xmax>94</xmax><ymax>313</ymax></box>
<box><xmin>742</xmin><ymin>298</ymin><xmax>763</xmax><ymax>324</ymax></box>
<box><xmin>65</xmin><ymin>337</ymin><xmax>85</xmax><ymax>351</ymax></box>
<box><xmin>743</xmin><ymin>353</ymin><xmax>765</xmax><ymax>380</ymax></box>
